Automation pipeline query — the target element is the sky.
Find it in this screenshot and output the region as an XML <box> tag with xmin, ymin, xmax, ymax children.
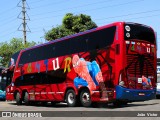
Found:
<box><xmin>0</xmin><ymin>0</ymin><xmax>160</xmax><ymax>57</ymax></box>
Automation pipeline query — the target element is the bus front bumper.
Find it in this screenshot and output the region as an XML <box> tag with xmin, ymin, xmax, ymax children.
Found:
<box><xmin>116</xmin><ymin>85</ymin><xmax>156</xmax><ymax>101</ymax></box>
<box><xmin>6</xmin><ymin>93</ymin><xmax>14</xmax><ymax>101</ymax></box>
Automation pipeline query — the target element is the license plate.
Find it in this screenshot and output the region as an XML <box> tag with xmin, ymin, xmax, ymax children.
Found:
<box><xmin>138</xmin><ymin>78</ymin><xmax>142</xmax><ymax>83</ymax></box>
<box><xmin>139</xmin><ymin>93</ymin><xmax>145</xmax><ymax>96</ymax></box>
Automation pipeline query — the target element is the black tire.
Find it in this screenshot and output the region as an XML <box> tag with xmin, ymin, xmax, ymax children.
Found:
<box><xmin>80</xmin><ymin>89</ymin><xmax>92</xmax><ymax>107</ymax></box>
<box><xmin>15</xmin><ymin>92</ymin><xmax>22</xmax><ymax>105</ymax></box>
<box><xmin>24</xmin><ymin>92</ymin><xmax>29</xmax><ymax>105</ymax></box>
<box><xmin>66</xmin><ymin>89</ymin><xmax>77</xmax><ymax>107</ymax></box>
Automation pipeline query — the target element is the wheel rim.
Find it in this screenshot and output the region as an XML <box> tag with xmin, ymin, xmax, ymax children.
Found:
<box><xmin>82</xmin><ymin>92</ymin><xmax>90</xmax><ymax>103</ymax></box>
<box><xmin>68</xmin><ymin>93</ymin><xmax>75</xmax><ymax>104</ymax></box>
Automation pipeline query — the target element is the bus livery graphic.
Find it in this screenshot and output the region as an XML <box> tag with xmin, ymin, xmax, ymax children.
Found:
<box><xmin>3</xmin><ymin>22</ymin><xmax>156</xmax><ymax>107</ymax></box>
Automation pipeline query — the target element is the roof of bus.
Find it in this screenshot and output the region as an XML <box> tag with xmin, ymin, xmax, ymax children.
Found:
<box><xmin>23</xmin><ymin>22</ymin><xmax>123</xmax><ymax>52</ymax></box>
<box><xmin>22</xmin><ymin>21</ymin><xmax>153</xmax><ymax>52</ymax></box>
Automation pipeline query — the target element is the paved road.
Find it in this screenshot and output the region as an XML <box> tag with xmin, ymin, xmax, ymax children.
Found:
<box><xmin>0</xmin><ymin>99</ymin><xmax>160</xmax><ymax>120</ymax></box>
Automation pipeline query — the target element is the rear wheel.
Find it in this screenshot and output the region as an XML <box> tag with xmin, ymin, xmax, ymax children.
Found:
<box><xmin>24</xmin><ymin>92</ymin><xmax>29</xmax><ymax>105</ymax></box>
<box><xmin>15</xmin><ymin>92</ymin><xmax>22</xmax><ymax>105</ymax></box>
<box><xmin>80</xmin><ymin>89</ymin><xmax>92</xmax><ymax>107</ymax></box>
<box><xmin>66</xmin><ymin>89</ymin><xmax>77</xmax><ymax>107</ymax></box>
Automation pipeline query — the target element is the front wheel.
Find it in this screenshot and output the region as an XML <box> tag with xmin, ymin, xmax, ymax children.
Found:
<box><xmin>15</xmin><ymin>92</ymin><xmax>22</xmax><ymax>105</ymax></box>
<box><xmin>80</xmin><ymin>89</ymin><xmax>92</xmax><ymax>107</ymax></box>
<box><xmin>66</xmin><ymin>89</ymin><xmax>77</xmax><ymax>107</ymax></box>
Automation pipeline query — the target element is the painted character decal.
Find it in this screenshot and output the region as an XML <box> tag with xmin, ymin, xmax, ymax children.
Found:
<box><xmin>72</xmin><ymin>55</ymin><xmax>104</xmax><ymax>94</ymax></box>
<box><xmin>142</xmin><ymin>75</ymin><xmax>152</xmax><ymax>86</ymax></box>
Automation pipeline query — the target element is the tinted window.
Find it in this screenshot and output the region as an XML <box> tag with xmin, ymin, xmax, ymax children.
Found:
<box><xmin>69</xmin><ymin>35</ymin><xmax>88</xmax><ymax>54</ymax></box>
<box><xmin>124</xmin><ymin>23</ymin><xmax>155</xmax><ymax>43</ymax></box>
<box><xmin>19</xmin><ymin>44</ymin><xmax>56</xmax><ymax>65</ymax></box>
<box><xmin>87</xmin><ymin>26</ymin><xmax>116</xmax><ymax>50</ymax></box>
<box><xmin>14</xmin><ymin>69</ymin><xmax>66</xmax><ymax>86</ymax></box>
<box><xmin>19</xmin><ymin>26</ymin><xmax>116</xmax><ymax>64</ymax></box>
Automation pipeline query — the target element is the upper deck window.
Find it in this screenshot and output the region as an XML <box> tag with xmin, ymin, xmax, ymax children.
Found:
<box><xmin>19</xmin><ymin>26</ymin><xmax>116</xmax><ymax>65</ymax></box>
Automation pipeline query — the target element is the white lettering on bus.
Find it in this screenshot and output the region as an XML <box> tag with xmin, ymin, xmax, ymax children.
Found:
<box><xmin>52</xmin><ymin>57</ymin><xmax>60</xmax><ymax>71</ymax></box>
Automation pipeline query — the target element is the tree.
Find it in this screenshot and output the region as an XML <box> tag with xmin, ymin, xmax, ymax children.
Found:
<box><xmin>0</xmin><ymin>38</ymin><xmax>36</xmax><ymax>67</ymax></box>
<box><xmin>45</xmin><ymin>13</ymin><xmax>97</xmax><ymax>41</ymax></box>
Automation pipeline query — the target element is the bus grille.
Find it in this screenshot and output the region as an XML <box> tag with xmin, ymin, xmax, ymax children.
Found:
<box><xmin>126</xmin><ymin>54</ymin><xmax>154</xmax><ymax>89</ymax></box>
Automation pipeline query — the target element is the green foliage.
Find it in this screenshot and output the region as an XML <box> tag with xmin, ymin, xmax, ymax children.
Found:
<box><xmin>0</xmin><ymin>38</ymin><xmax>36</xmax><ymax>67</ymax></box>
<box><xmin>45</xmin><ymin>13</ymin><xmax>97</xmax><ymax>41</ymax></box>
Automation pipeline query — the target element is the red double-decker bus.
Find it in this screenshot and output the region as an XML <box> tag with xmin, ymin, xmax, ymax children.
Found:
<box><xmin>5</xmin><ymin>22</ymin><xmax>157</xmax><ymax>107</ymax></box>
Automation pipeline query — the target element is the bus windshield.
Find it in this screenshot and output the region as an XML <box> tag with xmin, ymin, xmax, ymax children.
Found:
<box><xmin>124</xmin><ymin>22</ymin><xmax>156</xmax><ymax>43</ymax></box>
<box><xmin>8</xmin><ymin>51</ymin><xmax>20</xmax><ymax>67</ymax></box>
<box><xmin>0</xmin><ymin>68</ymin><xmax>6</xmax><ymax>91</ymax></box>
